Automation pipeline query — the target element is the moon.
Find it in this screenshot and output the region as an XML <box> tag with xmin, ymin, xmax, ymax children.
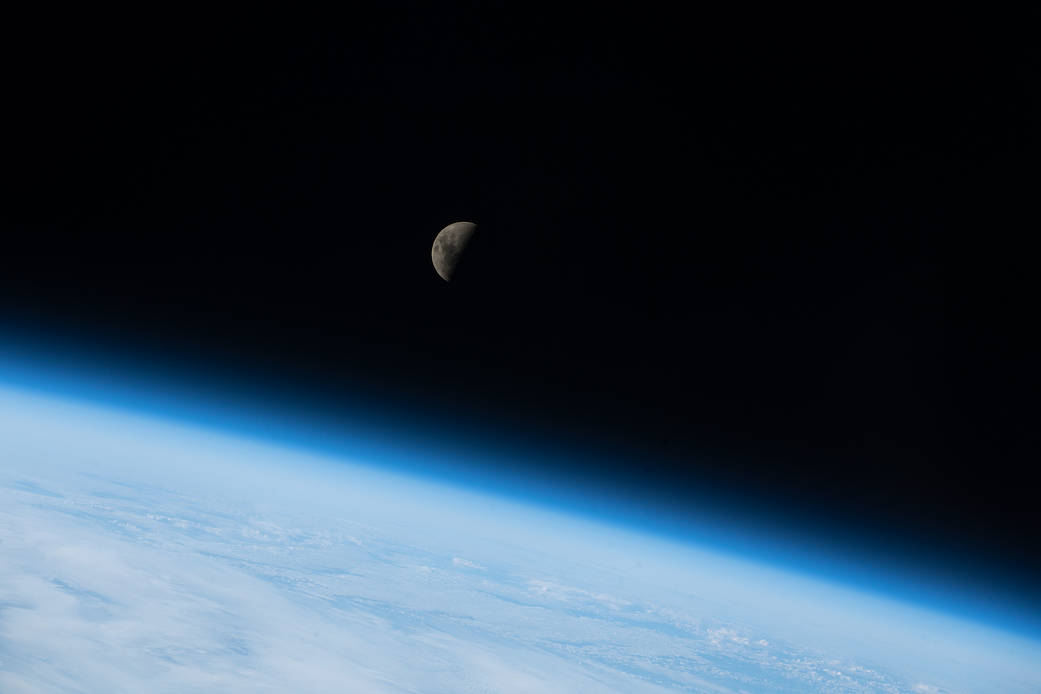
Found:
<box><xmin>431</xmin><ymin>221</ymin><xmax>477</xmax><ymax>282</ymax></box>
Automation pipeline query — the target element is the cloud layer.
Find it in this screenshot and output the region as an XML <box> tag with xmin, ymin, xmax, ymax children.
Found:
<box><xmin>1</xmin><ymin>386</ymin><xmax>1040</xmax><ymax>693</ymax></box>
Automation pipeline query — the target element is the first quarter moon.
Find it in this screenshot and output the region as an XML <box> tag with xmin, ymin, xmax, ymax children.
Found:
<box><xmin>431</xmin><ymin>221</ymin><xmax>477</xmax><ymax>282</ymax></box>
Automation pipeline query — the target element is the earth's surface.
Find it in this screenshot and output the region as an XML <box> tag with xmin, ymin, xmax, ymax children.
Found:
<box><xmin>1</xmin><ymin>384</ymin><xmax>1039</xmax><ymax>693</ymax></box>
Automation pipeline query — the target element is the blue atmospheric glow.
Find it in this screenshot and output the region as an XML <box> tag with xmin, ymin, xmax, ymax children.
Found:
<box><xmin>2</xmin><ymin>376</ymin><xmax>1041</xmax><ymax>690</ymax></box>
<box><xmin>0</xmin><ymin>337</ymin><xmax>1039</xmax><ymax>638</ymax></box>
<box><xmin>1</xmin><ymin>352</ymin><xmax>1041</xmax><ymax>691</ymax></box>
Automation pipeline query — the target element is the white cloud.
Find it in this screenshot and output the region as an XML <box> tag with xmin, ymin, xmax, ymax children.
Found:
<box><xmin>0</xmin><ymin>474</ymin><xmax>675</xmax><ymax>693</ymax></box>
<box><xmin>452</xmin><ymin>557</ymin><xmax>485</xmax><ymax>570</ymax></box>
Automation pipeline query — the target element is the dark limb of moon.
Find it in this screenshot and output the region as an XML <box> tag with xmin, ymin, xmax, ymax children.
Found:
<box><xmin>431</xmin><ymin>221</ymin><xmax>477</xmax><ymax>282</ymax></box>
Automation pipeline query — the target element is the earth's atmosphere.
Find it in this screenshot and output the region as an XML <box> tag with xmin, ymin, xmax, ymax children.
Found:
<box><xmin>1</xmin><ymin>384</ymin><xmax>1039</xmax><ymax>693</ymax></box>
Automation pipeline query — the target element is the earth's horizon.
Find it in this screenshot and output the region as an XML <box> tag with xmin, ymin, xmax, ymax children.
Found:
<box><xmin>1</xmin><ymin>382</ymin><xmax>1039</xmax><ymax>693</ymax></box>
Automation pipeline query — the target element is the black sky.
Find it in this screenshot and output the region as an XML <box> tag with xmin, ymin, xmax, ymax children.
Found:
<box><xmin>3</xmin><ymin>8</ymin><xmax>1038</xmax><ymax>618</ymax></box>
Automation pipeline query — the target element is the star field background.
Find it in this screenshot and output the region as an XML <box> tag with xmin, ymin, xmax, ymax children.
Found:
<box><xmin>2</xmin><ymin>8</ymin><xmax>1038</xmax><ymax>626</ymax></box>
